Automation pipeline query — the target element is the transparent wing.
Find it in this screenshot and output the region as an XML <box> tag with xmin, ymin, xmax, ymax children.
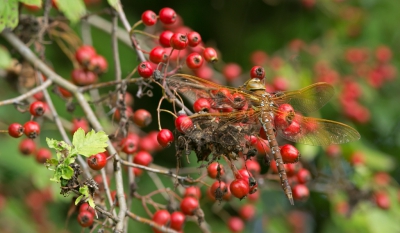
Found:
<box><xmin>277</xmin><ymin>116</ymin><xmax>361</xmax><ymax>146</ymax></box>
<box><xmin>272</xmin><ymin>82</ymin><xmax>335</xmax><ymax>113</ymax></box>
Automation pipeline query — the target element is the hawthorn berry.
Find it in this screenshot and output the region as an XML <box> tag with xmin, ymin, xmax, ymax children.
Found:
<box><xmin>19</xmin><ymin>138</ymin><xmax>36</xmax><ymax>155</ymax></box>
<box><xmin>89</xmin><ymin>54</ymin><xmax>108</xmax><ymax>74</ymax></box>
<box><xmin>207</xmin><ymin>162</ymin><xmax>225</xmax><ymax>179</ymax></box>
<box><xmin>29</xmin><ymin>101</ymin><xmax>46</xmax><ymax>117</ymax></box>
<box><xmin>159</xmin><ymin>30</ymin><xmax>174</xmax><ymax>47</ymax></box>
<box><xmin>273</xmin><ymin>76</ymin><xmax>288</xmax><ymax>91</ymax></box>
<box><xmin>296</xmin><ymin>168</ymin><xmax>311</xmax><ymax>184</ymax></box>
<box><xmin>87</xmin><ymin>152</ymin><xmax>107</xmax><ymax>170</ymax></box>
<box><xmin>170</xmin><ymin>33</ymin><xmax>188</xmax><ymax>50</ymax></box>
<box><xmin>250</xmin><ymin>50</ymin><xmax>268</xmax><ymax>66</ymax></box>
<box><xmin>175</xmin><ymin>115</ymin><xmax>193</xmax><ymax>133</ymax></box>
<box><xmin>23</xmin><ymin>121</ymin><xmax>40</xmax><ymax>139</ymax></box>
<box><xmin>57</xmin><ymin>86</ymin><xmax>73</xmax><ymax>98</ymax></box>
<box><xmin>8</xmin><ymin>123</ymin><xmax>24</xmax><ymax>138</ymax></box>
<box><xmin>110</xmin><ymin>190</ymin><xmax>126</xmax><ymax>207</ymax></box>
<box><xmin>203</xmin><ymin>47</ymin><xmax>218</xmax><ymax>63</ymax></box>
<box><xmin>77</xmin><ymin>210</ymin><xmax>94</xmax><ymax>227</ymax></box>
<box><xmin>230</xmin><ymin>179</ymin><xmax>250</xmax><ymax>199</ymax></box>
<box><xmin>137</xmin><ymin>61</ymin><xmax>154</xmax><ymax>78</ymax></box>
<box><xmin>159</xmin><ymin>7</ymin><xmax>177</xmax><ymax>24</ymax></box>
<box><xmin>152</xmin><ymin>210</ymin><xmax>171</xmax><ymax>233</ymax></box>
<box><xmin>141</xmin><ymin>10</ymin><xmax>157</xmax><ymax>26</ymax></box>
<box><xmin>187</xmin><ymin>31</ymin><xmax>202</xmax><ymax>47</ymax></box>
<box><xmin>133</xmin><ymin>150</ymin><xmax>153</xmax><ymax>166</ymax></box>
<box><xmin>292</xmin><ymin>184</ymin><xmax>309</xmax><ymax>201</ymax></box>
<box><xmin>132</xmin><ymin>109</ymin><xmax>152</xmax><ymax>127</ymax></box>
<box><xmin>285</xmin><ymin>162</ymin><xmax>302</xmax><ymax>176</ymax></box>
<box><xmin>210</xmin><ymin>181</ymin><xmax>229</xmax><ymax>201</ymax></box>
<box><xmin>186</xmin><ymin>52</ymin><xmax>204</xmax><ymax>69</ymax></box>
<box><xmin>228</xmin><ymin>216</ymin><xmax>245</xmax><ymax>233</ymax></box>
<box><xmin>33</xmin><ymin>92</ymin><xmax>44</xmax><ymax>101</ymax></box>
<box><xmin>157</xmin><ymin>129</ymin><xmax>174</xmax><ymax>147</ymax></box>
<box><xmin>35</xmin><ymin>148</ymin><xmax>52</xmax><ymax>163</ymax></box>
<box><xmin>244</xmin><ymin>160</ymin><xmax>261</xmax><ymax>175</ymax></box>
<box><xmin>71</xmin><ymin>118</ymin><xmax>89</xmax><ymax>135</ymax></box>
<box><xmin>114</xmin><ymin>106</ymin><xmax>134</xmax><ymax>122</ymax></box>
<box><xmin>120</xmin><ymin>133</ymin><xmax>140</xmax><ymax>154</ymax></box>
<box><xmin>75</xmin><ymin>45</ymin><xmax>96</xmax><ymax>66</ymax></box>
<box><xmin>193</xmin><ymin>98</ymin><xmax>211</xmax><ymax>112</ymax></box>
<box><xmin>184</xmin><ymin>186</ymin><xmax>201</xmax><ymax>199</ymax></box>
<box><xmin>149</xmin><ymin>46</ymin><xmax>167</xmax><ymax>64</ymax></box>
<box><xmin>170</xmin><ymin>211</ymin><xmax>186</xmax><ymax>231</ymax></box>
<box><xmin>222</xmin><ymin>63</ymin><xmax>242</xmax><ymax>82</ymax></box>
<box><xmin>250</xmin><ymin>66</ymin><xmax>265</xmax><ymax>80</ymax></box>
<box><xmin>71</xmin><ymin>68</ymin><xmax>98</xmax><ymax>86</ymax></box>
<box><xmin>239</xmin><ymin>203</ymin><xmax>256</xmax><ymax>221</ymax></box>
<box><xmin>79</xmin><ymin>202</ymin><xmax>95</xmax><ymax>216</ymax></box>
<box><xmin>180</xmin><ymin>196</ymin><xmax>199</xmax><ymax>215</ymax></box>
<box><xmin>280</xmin><ymin>144</ymin><xmax>300</xmax><ymax>163</ymax></box>
<box><xmin>374</xmin><ymin>191</ymin><xmax>390</xmax><ymax>209</ymax></box>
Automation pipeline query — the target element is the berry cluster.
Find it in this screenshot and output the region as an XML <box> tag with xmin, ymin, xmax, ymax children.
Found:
<box><xmin>72</xmin><ymin>45</ymin><xmax>107</xmax><ymax>86</ymax></box>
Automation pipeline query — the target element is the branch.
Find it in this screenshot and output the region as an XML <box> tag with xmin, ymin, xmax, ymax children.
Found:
<box><xmin>126</xmin><ymin>211</ymin><xmax>179</xmax><ymax>233</ymax></box>
<box><xmin>0</xmin><ymin>79</ymin><xmax>52</xmax><ymax>106</ymax></box>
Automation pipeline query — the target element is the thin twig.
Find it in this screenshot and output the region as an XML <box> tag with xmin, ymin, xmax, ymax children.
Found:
<box><xmin>126</xmin><ymin>211</ymin><xmax>179</xmax><ymax>233</ymax></box>
<box><xmin>0</xmin><ymin>79</ymin><xmax>52</xmax><ymax>106</ymax></box>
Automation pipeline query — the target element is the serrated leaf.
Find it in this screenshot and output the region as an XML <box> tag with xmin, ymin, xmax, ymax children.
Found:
<box><xmin>0</xmin><ymin>0</ymin><xmax>19</xmax><ymax>32</ymax></box>
<box><xmin>107</xmin><ymin>0</ymin><xmax>119</xmax><ymax>11</ymax></box>
<box><xmin>19</xmin><ymin>0</ymin><xmax>41</xmax><ymax>6</ymax></box>
<box><xmin>56</xmin><ymin>0</ymin><xmax>86</xmax><ymax>23</ymax></box>
<box><xmin>79</xmin><ymin>185</ymin><xmax>89</xmax><ymax>196</ymax></box>
<box><xmin>61</xmin><ymin>165</ymin><xmax>74</xmax><ymax>179</ymax></box>
<box><xmin>45</xmin><ymin>158</ymin><xmax>59</xmax><ymax>167</ymax></box>
<box><xmin>63</xmin><ymin>156</ymin><xmax>76</xmax><ymax>166</ymax></box>
<box><xmin>0</xmin><ymin>46</ymin><xmax>12</xmax><ymax>69</ymax></box>
<box><xmin>75</xmin><ymin>195</ymin><xmax>83</xmax><ymax>205</ymax></box>
<box><xmin>72</xmin><ymin>128</ymin><xmax>108</xmax><ymax>157</ymax></box>
<box><xmin>46</xmin><ymin>138</ymin><xmax>71</xmax><ymax>152</ymax></box>
<box><xmin>51</xmin><ymin>170</ymin><xmax>62</xmax><ymax>182</ymax></box>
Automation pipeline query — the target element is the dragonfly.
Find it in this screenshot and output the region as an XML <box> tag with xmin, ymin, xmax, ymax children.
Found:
<box><xmin>166</xmin><ymin>74</ymin><xmax>360</xmax><ymax>204</ymax></box>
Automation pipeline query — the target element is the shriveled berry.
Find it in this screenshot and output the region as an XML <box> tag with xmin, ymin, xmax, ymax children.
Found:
<box><xmin>8</xmin><ymin>123</ymin><xmax>24</xmax><ymax>138</ymax></box>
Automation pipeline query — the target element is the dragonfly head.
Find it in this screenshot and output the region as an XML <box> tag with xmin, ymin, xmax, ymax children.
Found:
<box><xmin>245</xmin><ymin>78</ymin><xmax>266</xmax><ymax>91</ymax></box>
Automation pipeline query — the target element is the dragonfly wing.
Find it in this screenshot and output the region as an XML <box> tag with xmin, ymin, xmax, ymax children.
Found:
<box><xmin>273</xmin><ymin>82</ymin><xmax>335</xmax><ymax>113</ymax></box>
<box><xmin>277</xmin><ymin>117</ymin><xmax>361</xmax><ymax>146</ymax></box>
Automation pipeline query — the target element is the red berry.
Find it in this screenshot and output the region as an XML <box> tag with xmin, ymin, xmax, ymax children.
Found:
<box><xmin>110</xmin><ymin>190</ymin><xmax>126</xmax><ymax>207</ymax></box>
<box><xmin>222</xmin><ymin>63</ymin><xmax>242</xmax><ymax>82</ymax></box>
<box><xmin>273</xmin><ymin>76</ymin><xmax>288</xmax><ymax>91</ymax></box>
<box><xmin>296</xmin><ymin>168</ymin><xmax>311</xmax><ymax>184</ymax></box>
<box><xmin>29</xmin><ymin>101</ymin><xmax>46</xmax><ymax>117</ymax></box>
<box><xmin>152</xmin><ymin>210</ymin><xmax>171</xmax><ymax>233</ymax></box>
<box><xmin>292</xmin><ymin>184</ymin><xmax>309</xmax><ymax>201</ymax></box>
<box><xmin>207</xmin><ymin>162</ymin><xmax>224</xmax><ymax>179</ymax></box>
<box><xmin>149</xmin><ymin>46</ymin><xmax>167</xmax><ymax>64</ymax></box>
<box><xmin>137</xmin><ymin>61</ymin><xmax>154</xmax><ymax>78</ymax></box>
<box><xmin>159</xmin><ymin>7</ymin><xmax>177</xmax><ymax>24</ymax></box>
<box><xmin>57</xmin><ymin>86</ymin><xmax>73</xmax><ymax>98</ymax></box>
<box><xmin>141</xmin><ymin>10</ymin><xmax>157</xmax><ymax>26</ymax></box>
<box><xmin>175</xmin><ymin>115</ymin><xmax>193</xmax><ymax>133</ymax></box>
<box><xmin>133</xmin><ymin>150</ymin><xmax>153</xmax><ymax>166</ymax></box>
<box><xmin>326</xmin><ymin>144</ymin><xmax>341</xmax><ymax>158</ymax></box>
<box><xmin>247</xmin><ymin>190</ymin><xmax>259</xmax><ymax>202</ymax></box>
<box><xmin>71</xmin><ymin>68</ymin><xmax>98</xmax><ymax>86</ymax></box>
<box><xmin>350</xmin><ymin>151</ymin><xmax>365</xmax><ymax>166</ymax></box>
<box><xmin>33</xmin><ymin>92</ymin><xmax>44</xmax><ymax>101</ymax></box>
<box><xmin>203</xmin><ymin>47</ymin><xmax>218</xmax><ymax>63</ymax></box>
<box><xmin>239</xmin><ymin>204</ymin><xmax>256</xmax><ymax>221</ymax></box>
<box><xmin>8</xmin><ymin>123</ymin><xmax>24</xmax><ymax>138</ymax></box>
<box><xmin>187</xmin><ymin>31</ymin><xmax>202</xmax><ymax>47</ymax></box>
<box><xmin>374</xmin><ymin>191</ymin><xmax>390</xmax><ymax>209</ymax></box>
<box><xmin>186</xmin><ymin>52</ymin><xmax>204</xmax><ymax>69</ymax></box>
<box><xmin>184</xmin><ymin>186</ymin><xmax>201</xmax><ymax>199</ymax></box>
<box><xmin>35</xmin><ymin>148</ymin><xmax>52</xmax><ymax>163</ymax></box>
<box><xmin>77</xmin><ymin>210</ymin><xmax>94</xmax><ymax>227</ymax></box>
<box><xmin>180</xmin><ymin>197</ymin><xmax>199</xmax><ymax>215</ymax></box>
<box><xmin>170</xmin><ymin>33</ymin><xmax>188</xmax><ymax>50</ymax></box>
<box><xmin>194</xmin><ymin>65</ymin><xmax>214</xmax><ymax>80</ymax></box>
<box><xmin>375</xmin><ymin>45</ymin><xmax>392</xmax><ymax>63</ymax></box>
<box><xmin>373</xmin><ymin>172</ymin><xmax>391</xmax><ymax>186</ymax></box>
<box><xmin>274</xmin><ymin>104</ymin><xmax>295</xmax><ymax>129</ymax></box>
<box><xmin>250</xmin><ymin>66</ymin><xmax>265</xmax><ymax>80</ymax></box>
<box><xmin>71</xmin><ymin>118</ymin><xmax>89</xmax><ymax>135</ymax></box>
<box><xmin>157</xmin><ymin>129</ymin><xmax>174</xmax><ymax>147</ymax></box>
<box><xmin>79</xmin><ymin>203</ymin><xmax>95</xmax><ymax>216</ymax></box>
<box><xmin>120</xmin><ymin>133</ymin><xmax>140</xmax><ymax>154</ymax></box>
<box><xmin>19</xmin><ymin>138</ymin><xmax>36</xmax><ymax>155</ymax></box>
<box><xmin>159</xmin><ymin>30</ymin><xmax>174</xmax><ymax>47</ymax></box>
<box><xmin>250</xmin><ymin>50</ymin><xmax>268</xmax><ymax>66</ymax></box>
<box><xmin>230</xmin><ymin>179</ymin><xmax>250</xmax><ymax>199</ymax></box>
<box><xmin>244</xmin><ymin>160</ymin><xmax>261</xmax><ymax>175</ymax></box>
<box><xmin>23</xmin><ymin>121</ymin><xmax>40</xmax><ymax>139</ymax></box>
<box><xmin>193</xmin><ymin>98</ymin><xmax>211</xmax><ymax>112</ymax></box>
<box><xmin>285</xmin><ymin>163</ymin><xmax>302</xmax><ymax>176</ymax></box>
<box><xmin>280</xmin><ymin>144</ymin><xmax>300</xmax><ymax>163</ymax></box>
<box><xmin>114</xmin><ymin>106</ymin><xmax>134</xmax><ymax>122</ymax></box>
<box><xmin>133</xmin><ymin>109</ymin><xmax>152</xmax><ymax>127</ymax></box>
<box><xmin>89</xmin><ymin>54</ymin><xmax>108</xmax><ymax>74</ymax></box>
<box><xmin>210</xmin><ymin>181</ymin><xmax>229</xmax><ymax>201</ymax></box>
<box><xmin>75</xmin><ymin>45</ymin><xmax>96</xmax><ymax>66</ymax></box>
<box><xmin>87</xmin><ymin>152</ymin><xmax>107</xmax><ymax>170</ymax></box>
<box><xmin>236</xmin><ymin>169</ymin><xmax>251</xmax><ymax>182</ymax></box>
<box><xmin>228</xmin><ymin>216</ymin><xmax>244</xmax><ymax>233</ymax></box>
<box><xmin>170</xmin><ymin>211</ymin><xmax>185</xmax><ymax>231</ymax></box>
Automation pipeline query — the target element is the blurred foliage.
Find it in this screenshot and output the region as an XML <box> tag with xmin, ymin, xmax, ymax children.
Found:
<box><xmin>0</xmin><ymin>0</ymin><xmax>400</xmax><ymax>233</ymax></box>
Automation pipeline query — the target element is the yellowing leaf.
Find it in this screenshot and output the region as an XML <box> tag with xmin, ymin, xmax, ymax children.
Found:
<box><xmin>72</xmin><ymin>128</ymin><xmax>108</xmax><ymax>157</ymax></box>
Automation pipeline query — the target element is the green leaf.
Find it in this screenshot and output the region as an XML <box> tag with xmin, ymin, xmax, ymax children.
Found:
<box><xmin>75</xmin><ymin>195</ymin><xmax>83</xmax><ymax>205</ymax></box>
<box><xmin>51</xmin><ymin>170</ymin><xmax>62</xmax><ymax>182</ymax></box>
<box><xmin>0</xmin><ymin>0</ymin><xmax>19</xmax><ymax>32</ymax></box>
<box><xmin>61</xmin><ymin>165</ymin><xmax>74</xmax><ymax>179</ymax></box>
<box><xmin>0</xmin><ymin>46</ymin><xmax>12</xmax><ymax>69</ymax></box>
<box><xmin>45</xmin><ymin>158</ymin><xmax>59</xmax><ymax>168</ymax></box>
<box><xmin>46</xmin><ymin>138</ymin><xmax>71</xmax><ymax>152</ymax></box>
<box><xmin>107</xmin><ymin>0</ymin><xmax>119</xmax><ymax>11</ymax></box>
<box><xmin>72</xmin><ymin>128</ymin><xmax>108</xmax><ymax>157</ymax></box>
<box><xmin>63</xmin><ymin>156</ymin><xmax>76</xmax><ymax>166</ymax></box>
<box><xmin>88</xmin><ymin>196</ymin><xmax>95</xmax><ymax>208</ymax></box>
<box><xmin>56</xmin><ymin>0</ymin><xmax>86</xmax><ymax>23</ymax></box>
<box><xmin>19</xmin><ymin>0</ymin><xmax>41</xmax><ymax>6</ymax></box>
